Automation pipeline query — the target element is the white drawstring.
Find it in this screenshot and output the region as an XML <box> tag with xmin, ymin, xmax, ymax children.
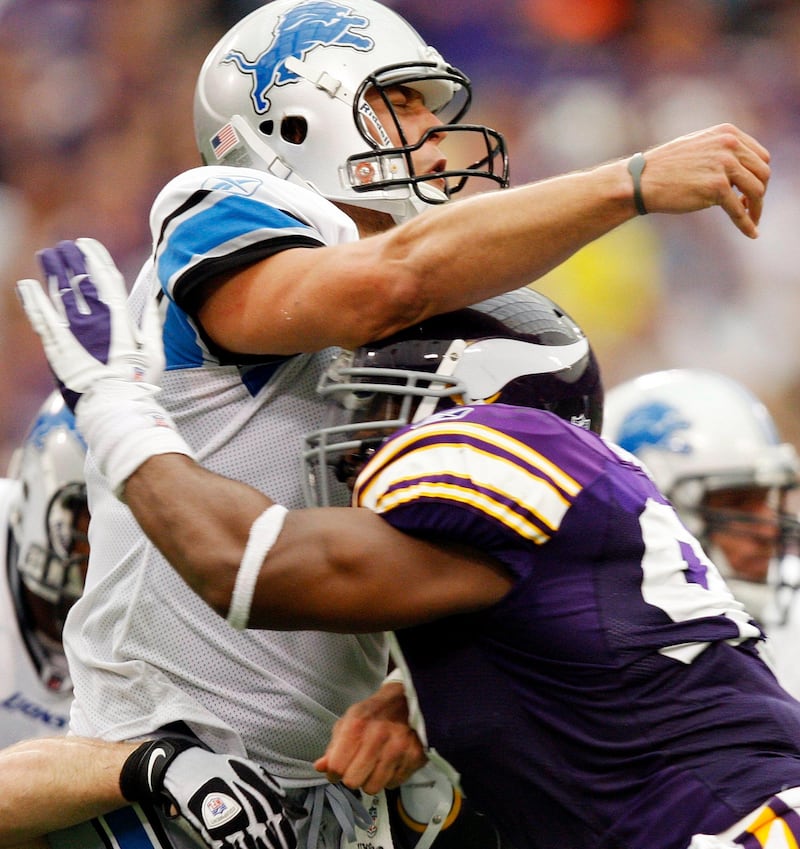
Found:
<box><xmin>302</xmin><ymin>783</ymin><xmax>373</xmax><ymax>849</ymax></box>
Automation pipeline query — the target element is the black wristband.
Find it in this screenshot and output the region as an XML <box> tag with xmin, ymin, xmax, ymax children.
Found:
<box><xmin>627</xmin><ymin>152</ymin><xmax>648</xmax><ymax>215</ymax></box>
<box><xmin>119</xmin><ymin>737</ymin><xmax>197</xmax><ymax>803</ymax></box>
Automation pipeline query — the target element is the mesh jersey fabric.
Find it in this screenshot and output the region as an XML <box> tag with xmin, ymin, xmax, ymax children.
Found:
<box><xmin>64</xmin><ymin>165</ymin><xmax>389</xmax><ymax>783</ymax></box>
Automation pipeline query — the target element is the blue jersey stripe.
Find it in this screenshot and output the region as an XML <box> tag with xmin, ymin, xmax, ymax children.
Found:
<box><xmin>98</xmin><ymin>806</ymin><xmax>169</xmax><ymax>849</ymax></box>
<box><xmin>157</xmin><ymin>193</ymin><xmax>316</xmax><ymax>294</ymax></box>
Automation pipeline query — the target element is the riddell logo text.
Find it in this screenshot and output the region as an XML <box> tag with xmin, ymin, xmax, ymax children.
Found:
<box><xmin>1</xmin><ymin>691</ymin><xmax>68</xmax><ymax>729</ymax></box>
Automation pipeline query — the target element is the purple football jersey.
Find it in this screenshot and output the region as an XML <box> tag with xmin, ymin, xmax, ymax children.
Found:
<box><xmin>355</xmin><ymin>404</ymin><xmax>800</xmax><ymax>849</ymax></box>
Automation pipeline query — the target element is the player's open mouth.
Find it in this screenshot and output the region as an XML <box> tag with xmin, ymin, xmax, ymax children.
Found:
<box><xmin>427</xmin><ymin>160</ymin><xmax>447</xmax><ymax>190</ymax></box>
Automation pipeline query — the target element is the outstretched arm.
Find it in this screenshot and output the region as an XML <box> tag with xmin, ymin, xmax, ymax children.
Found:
<box><xmin>123</xmin><ymin>452</ymin><xmax>510</xmax><ymax>632</ymax></box>
<box><xmin>199</xmin><ymin>124</ymin><xmax>770</xmax><ymax>353</ymax></box>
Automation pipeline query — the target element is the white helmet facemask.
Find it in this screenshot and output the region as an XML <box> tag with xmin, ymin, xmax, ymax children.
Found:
<box><xmin>194</xmin><ymin>0</ymin><xmax>509</xmax><ymax>223</ymax></box>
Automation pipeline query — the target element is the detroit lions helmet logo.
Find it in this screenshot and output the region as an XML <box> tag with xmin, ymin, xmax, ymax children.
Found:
<box><xmin>616</xmin><ymin>401</ymin><xmax>692</xmax><ymax>456</ymax></box>
<box><xmin>223</xmin><ymin>0</ymin><xmax>374</xmax><ymax>114</ymax></box>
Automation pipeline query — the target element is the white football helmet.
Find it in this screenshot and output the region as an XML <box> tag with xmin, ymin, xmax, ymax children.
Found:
<box><xmin>7</xmin><ymin>391</ymin><xmax>88</xmax><ymax>689</ymax></box>
<box><xmin>303</xmin><ymin>288</ymin><xmax>603</xmax><ymax>506</ymax></box>
<box><xmin>602</xmin><ymin>368</ymin><xmax>800</xmax><ymax>620</ymax></box>
<box><xmin>194</xmin><ymin>0</ymin><xmax>509</xmax><ymax>223</ymax></box>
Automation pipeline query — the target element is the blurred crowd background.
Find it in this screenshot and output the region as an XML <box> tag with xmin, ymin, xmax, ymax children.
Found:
<box><xmin>2</xmin><ymin>0</ymin><xmax>799</xmax><ymax>472</ymax></box>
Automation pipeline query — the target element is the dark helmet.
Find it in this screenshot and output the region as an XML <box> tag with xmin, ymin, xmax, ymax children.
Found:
<box><xmin>303</xmin><ymin>287</ymin><xmax>603</xmax><ymax>505</ymax></box>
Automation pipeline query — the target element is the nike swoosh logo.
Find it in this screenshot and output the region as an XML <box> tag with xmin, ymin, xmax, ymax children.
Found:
<box><xmin>147</xmin><ymin>747</ymin><xmax>168</xmax><ymax>791</ymax></box>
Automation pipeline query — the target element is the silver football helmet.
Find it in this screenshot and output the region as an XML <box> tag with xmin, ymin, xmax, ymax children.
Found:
<box><xmin>194</xmin><ymin>0</ymin><xmax>509</xmax><ymax>223</ymax></box>
<box><xmin>7</xmin><ymin>391</ymin><xmax>88</xmax><ymax>689</ymax></box>
<box><xmin>303</xmin><ymin>287</ymin><xmax>603</xmax><ymax>506</ymax></box>
<box><xmin>602</xmin><ymin>368</ymin><xmax>800</xmax><ymax>621</ymax></box>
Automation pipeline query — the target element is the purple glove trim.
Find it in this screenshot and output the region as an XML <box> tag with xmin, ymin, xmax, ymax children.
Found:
<box><xmin>37</xmin><ymin>240</ymin><xmax>115</xmax><ymax>411</ymax></box>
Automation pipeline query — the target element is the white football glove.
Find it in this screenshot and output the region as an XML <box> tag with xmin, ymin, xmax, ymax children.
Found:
<box><xmin>17</xmin><ymin>238</ymin><xmax>194</xmax><ymax>498</ymax></box>
<box><xmin>18</xmin><ymin>237</ymin><xmax>164</xmax><ymax>403</ymax></box>
<box><xmin>120</xmin><ymin>738</ymin><xmax>300</xmax><ymax>849</ymax></box>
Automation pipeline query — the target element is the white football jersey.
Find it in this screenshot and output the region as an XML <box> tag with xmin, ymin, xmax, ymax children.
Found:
<box><xmin>64</xmin><ymin>166</ymin><xmax>389</xmax><ymax>784</ymax></box>
<box><xmin>0</xmin><ymin>478</ymin><xmax>73</xmax><ymax>745</ymax></box>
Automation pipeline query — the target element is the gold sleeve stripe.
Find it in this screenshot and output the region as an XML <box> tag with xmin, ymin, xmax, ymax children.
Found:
<box><xmin>369</xmin><ymin>478</ymin><xmax>552</xmax><ymax>543</ymax></box>
<box><xmin>361</xmin><ymin>420</ymin><xmax>582</xmax><ymax>497</ymax></box>
<box><xmin>358</xmin><ymin>441</ymin><xmax>575</xmax><ymax>536</ymax></box>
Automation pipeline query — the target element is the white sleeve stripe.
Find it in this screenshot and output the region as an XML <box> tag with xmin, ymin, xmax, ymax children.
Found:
<box><xmin>360</xmin><ymin>441</ymin><xmax>574</xmax><ymax>536</ymax></box>
<box><xmin>359</xmin><ymin>420</ymin><xmax>582</xmax><ymax>496</ymax></box>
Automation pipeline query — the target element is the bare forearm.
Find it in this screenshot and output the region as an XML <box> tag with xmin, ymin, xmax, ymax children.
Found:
<box><xmin>0</xmin><ymin>737</ymin><xmax>137</xmax><ymax>846</ymax></box>
<box><xmin>218</xmin><ymin>124</ymin><xmax>769</xmax><ymax>354</ymax></box>
<box><xmin>376</xmin><ymin>162</ymin><xmax>634</xmax><ymax>328</ymax></box>
<box><xmin>123</xmin><ymin>454</ymin><xmax>265</xmax><ymax>615</ymax></box>
<box><xmin>123</xmin><ymin>454</ymin><xmax>510</xmax><ymax>631</ymax></box>
<box><xmin>240</xmin><ymin>161</ymin><xmax>637</xmax><ymax>352</ymax></box>
<box><xmin>395</xmin><ymin>120</ymin><xmax>769</xmax><ymax>289</ymax></box>
<box><xmin>375</xmin><ymin>122</ymin><xmax>768</xmax><ymax>336</ymax></box>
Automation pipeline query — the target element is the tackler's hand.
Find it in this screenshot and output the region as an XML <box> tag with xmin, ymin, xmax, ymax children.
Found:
<box><xmin>315</xmin><ymin>679</ymin><xmax>427</xmax><ymax>795</ymax></box>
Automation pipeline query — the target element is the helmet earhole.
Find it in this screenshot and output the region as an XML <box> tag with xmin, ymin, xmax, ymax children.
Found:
<box><xmin>259</xmin><ymin>120</ymin><xmax>274</xmax><ymax>136</ymax></box>
<box><xmin>281</xmin><ymin>116</ymin><xmax>308</xmax><ymax>144</ymax></box>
